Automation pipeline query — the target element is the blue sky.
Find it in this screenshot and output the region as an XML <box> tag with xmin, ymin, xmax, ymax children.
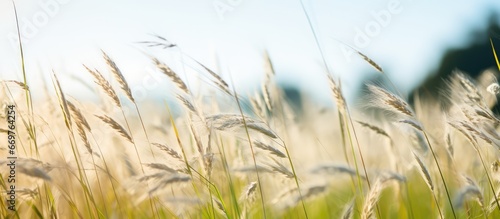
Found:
<box><xmin>1</xmin><ymin>0</ymin><xmax>500</xmax><ymax>103</ymax></box>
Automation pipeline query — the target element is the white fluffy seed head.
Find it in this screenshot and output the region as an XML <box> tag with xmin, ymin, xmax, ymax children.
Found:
<box><xmin>487</xmin><ymin>83</ymin><xmax>500</xmax><ymax>95</ymax></box>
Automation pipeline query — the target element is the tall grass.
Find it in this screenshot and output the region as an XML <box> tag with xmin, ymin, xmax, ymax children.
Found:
<box><xmin>2</xmin><ymin>5</ymin><xmax>500</xmax><ymax>218</ymax></box>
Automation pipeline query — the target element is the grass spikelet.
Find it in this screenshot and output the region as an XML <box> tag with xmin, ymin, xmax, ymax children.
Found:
<box><xmin>261</xmin><ymin>82</ymin><xmax>273</xmax><ymax>111</ymax></box>
<box><xmin>367</xmin><ymin>85</ymin><xmax>414</xmax><ymax>117</ymax></box>
<box><xmin>67</xmin><ymin>101</ymin><xmax>91</xmax><ymax>131</ymax></box>
<box><xmin>192</xmin><ymin>59</ymin><xmax>231</xmax><ymax>95</ymax></box>
<box><xmin>341</xmin><ymin>199</ymin><xmax>355</xmax><ymax>219</ymax></box>
<box><xmin>451</xmin><ymin>71</ymin><xmax>484</xmax><ymax>105</ymax></box>
<box><xmin>265</xmin><ymin>158</ymin><xmax>294</xmax><ymax>179</ymax></box>
<box><xmin>84</xmin><ymin>65</ymin><xmax>121</xmax><ymax>107</ymax></box>
<box><xmin>152</xmin><ymin>143</ymin><xmax>183</xmax><ymax>160</ymax></box>
<box><xmin>412</xmin><ymin>152</ymin><xmax>434</xmax><ymax>191</ymax></box>
<box><xmin>232</xmin><ymin>165</ymin><xmax>272</xmax><ymax>174</ymax></box>
<box><xmin>153</xmin><ymin>58</ymin><xmax>189</xmax><ymax>93</ymax></box>
<box><xmin>327</xmin><ymin>74</ymin><xmax>346</xmax><ymax>111</ymax></box>
<box><xmin>253</xmin><ymin>140</ymin><xmax>286</xmax><ymax>158</ymax></box>
<box><xmin>399</xmin><ymin>119</ymin><xmax>423</xmax><ymax>131</ymax></box>
<box><xmin>148</xmin><ymin>174</ymin><xmax>191</xmax><ymax>195</ymax></box>
<box><xmin>52</xmin><ymin>72</ymin><xmax>72</xmax><ymax>128</ymax></box>
<box><xmin>292</xmin><ymin>184</ymin><xmax>327</xmax><ymax>205</ymax></box>
<box><xmin>454</xmin><ymin>185</ymin><xmax>483</xmax><ymax>209</ymax></box>
<box><xmin>138</xmin><ymin>34</ymin><xmax>177</xmax><ymax>49</ymax></box>
<box><xmin>102</xmin><ymin>50</ymin><xmax>134</xmax><ymax>102</ymax></box>
<box><xmin>143</xmin><ymin>163</ymin><xmax>178</xmax><ymax>173</ymax></box>
<box><xmin>361</xmin><ymin>175</ymin><xmax>405</xmax><ymax>219</ymax></box>
<box><xmin>18</xmin><ymin>165</ymin><xmax>51</xmax><ymax>181</ymax></box>
<box><xmin>68</xmin><ymin>101</ymin><xmax>95</xmax><ymax>156</ymax></box>
<box><xmin>310</xmin><ymin>163</ymin><xmax>365</xmax><ymax>179</ymax></box>
<box><xmin>241</xmin><ymin>181</ymin><xmax>258</xmax><ymax>202</ymax></box>
<box><xmin>246</xmin><ymin>123</ymin><xmax>278</xmax><ymax>139</ymax></box>
<box><xmin>361</xmin><ymin>179</ymin><xmax>384</xmax><ymax>219</ymax></box>
<box><xmin>95</xmin><ymin>114</ymin><xmax>133</xmax><ymax>143</ymax></box>
<box><xmin>212</xmin><ymin>197</ymin><xmax>228</xmax><ymax>218</ymax></box>
<box><xmin>176</xmin><ymin>95</ymin><xmax>197</xmax><ymax>114</ymax></box>
<box><xmin>356</xmin><ymin>120</ymin><xmax>389</xmax><ymax>138</ymax></box>
<box><xmin>3</xmin><ymin>80</ymin><xmax>29</xmax><ymax>90</ymax></box>
<box><xmin>334</xmin><ymin>40</ymin><xmax>383</xmax><ymax>73</ymax></box>
<box><xmin>460</xmin><ymin>121</ymin><xmax>494</xmax><ymax>145</ymax></box>
<box><xmin>355</xmin><ymin>50</ymin><xmax>383</xmax><ymax>73</ymax></box>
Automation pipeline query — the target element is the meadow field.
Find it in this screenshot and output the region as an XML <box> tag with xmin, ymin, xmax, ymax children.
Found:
<box><xmin>2</xmin><ymin>8</ymin><xmax>500</xmax><ymax>218</ymax></box>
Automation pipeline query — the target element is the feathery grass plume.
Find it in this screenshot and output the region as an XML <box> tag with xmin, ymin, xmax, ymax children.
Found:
<box><xmin>483</xmin><ymin>124</ymin><xmax>500</xmax><ymax>141</ymax></box>
<box><xmin>3</xmin><ymin>80</ymin><xmax>29</xmax><ymax>90</ymax></box>
<box><xmin>206</xmin><ymin>114</ymin><xmax>258</xmax><ymax>125</ymax></box>
<box><xmin>95</xmin><ymin>114</ymin><xmax>133</xmax><ymax>143</ymax></box>
<box><xmin>152</xmin><ymin>143</ymin><xmax>183</xmax><ymax>161</ymax></box>
<box><xmin>459</xmin><ymin>121</ymin><xmax>495</xmax><ymax>146</ymax></box>
<box><xmin>189</xmin><ymin>124</ymin><xmax>204</xmax><ymax>157</ymax></box>
<box><xmin>355</xmin><ymin>50</ymin><xmax>383</xmax><ymax>73</ymax></box>
<box><xmin>335</xmin><ymin>40</ymin><xmax>383</xmax><ymax>73</ymax></box>
<box><xmin>341</xmin><ymin>199</ymin><xmax>355</xmax><ymax>219</ymax></box>
<box><xmin>265</xmin><ymin>158</ymin><xmax>294</xmax><ymax>179</ymax></box>
<box><xmin>192</xmin><ymin>59</ymin><xmax>231</xmax><ymax>95</ymax></box>
<box><xmin>176</xmin><ymin>94</ymin><xmax>197</xmax><ymax>114</ymax></box>
<box><xmin>232</xmin><ymin>165</ymin><xmax>272</xmax><ymax>174</ymax></box>
<box><xmin>206</xmin><ymin>114</ymin><xmax>278</xmax><ymax>138</ymax></box>
<box><xmin>143</xmin><ymin>163</ymin><xmax>178</xmax><ymax>173</ymax></box>
<box><xmin>310</xmin><ymin>163</ymin><xmax>366</xmax><ymax>179</ymax></box>
<box><xmin>253</xmin><ymin>140</ymin><xmax>286</xmax><ymax>158</ymax></box>
<box><xmin>399</xmin><ymin>119</ymin><xmax>423</xmax><ymax>131</ymax></box>
<box><xmin>361</xmin><ymin>174</ymin><xmax>406</xmax><ymax>219</ymax></box>
<box><xmin>367</xmin><ymin>84</ymin><xmax>414</xmax><ymax>117</ymax></box>
<box><xmin>490</xmin><ymin>192</ymin><xmax>500</xmax><ymax>213</ymax></box>
<box><xmin>148</xmin><ymin>174</ymin><xmax>191</xmax><ymax>195</ymax></box>
<box><xmin>67</xmin><ymin>101</ymin><xmax>91</xmax><ymax>131</ymax></box>
<box><xmin>102</xmin><ymin>51</ymin><xmax>134</xmax><ymax>102</ymax></box>
<box><xmin>52</xmin><ymin>72</ymin><xmax>72</xmax><ymax>128</ymax></box>
<box><xmin>487</xmin><ymin>83</ymin><xmax>500</xmax><ymax>95</ymax></box>
<box><xmin>246</xmin><ymin>123</ymin><xmax>278</xmax><ymax>139</ymax></box>
<box><xmin>138</xmin><ymin>34</ymin><xmax>177</xmax><ymax>48</ymax></box>
<box><xmin>9</xmin><ymin>158</ymin><xmax>53</xmax><ymax>181</ymax></box>
<box><xmin>204</xmin><ymin>130</ymin><xmax>214</xmax><ymax>177</ymax></box>
<box><xmin>153</xmin><ymin>58</ymin><xmax>189</xmax><ymax>93</ymax></box>
<box><xmin>212</xmin><ymin>197</ymin><xmax>228</xmax><ymax>219</ymax></box>
<box><xmin>450</xmin><ymin>71</ymin><xmax>484</xmax><ymax>106</ymax></box>
<box><xmin>261</xmin><ymin>50</ymin><xmax>275</xmax><ymax>111</ymax></box>
<box><xmin>67</xmin><ymin>101</ymin><xmax>95</xmax><ymax>156</ymax></box>
<box><xmin>454</xmin><ymin>185</ymin><xmax>483</xmax><ymax>209</ymax></box>
<box><xmin>84</xmin><ymin>65</ymin><xmax>121</xmax><ymax>107</ymax></box>
<box><xmin>240</xmin><ymin>181</ymin><xmax>258</xmax><ymax>203</ymax></box>
<box><xmin>327</xmin><ymin>74</ymin><xmax>346</xmax><ymax>112</ymax></box>
<box><xmin>356</xmin><ymin>120</ymin><xmax>389</xmax><ymax>138</ymax></box>
<box><xmin>361</xmin><ymin>179</ymin><xmax>384</xmax><ymax>219</ymax></box>
<box><xmin>412</xmin><ymin>152</ymin><xmax>434</xmax><ymax>191</ymax></box>
<box><xmin>448</xmin><ymin>121</ymin><xmax>478</xmax><ymax>146</ymax></box>
<box><xmin>250</xmin><ymin>93</ymin><xmax>266</xmax><ymax>118</ymax></box>
<box><xmin>291</xmin><ymin>184</ymin><xmax>327</xmax><ymax>206</ymax></box>
<box><xmin>474</xmin><ymin>106</ymin><xmax>500</xmax><ymax>125</ymax></box>
<box><xmin>18</xmin><ymin>165</ymin><xmax>51</xmax><ymax>181</ymax></box>
<box><xmin>261</xmin><ymin>81</ymin><xmax>273</xmax><ymax>111</ymax></box>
